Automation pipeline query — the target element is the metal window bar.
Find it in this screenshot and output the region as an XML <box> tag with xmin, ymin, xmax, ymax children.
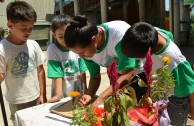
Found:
<box><xmin>0</xmin><ymin>85</ymin><xmax>8</xmax><ymax>126</ymax></box>
<box><xmin>0</xmin><ymin>28</ymin><xmax>8</xmax><ymax>126</ymax></box>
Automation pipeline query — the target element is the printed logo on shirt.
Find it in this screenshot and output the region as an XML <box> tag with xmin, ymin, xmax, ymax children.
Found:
<box><xmin>63</xmin><ymin>59</ymin><xmax>79</xmax><ymax>76</ymax></box>
<box><xmin>9</xmin><ymin>52</ymin><xmax>35</xmax><ymax>76</ymax></box>
<box><xmin>63</xmin><ymin>74</ymin><xmax>80</xmax><ymax>81</ymax></box>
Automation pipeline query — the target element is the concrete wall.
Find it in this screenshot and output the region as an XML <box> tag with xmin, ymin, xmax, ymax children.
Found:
<box><xmin>0</xmin><ymin>0</ymin><xmax>55</xmax><ymax>28</ymax></box>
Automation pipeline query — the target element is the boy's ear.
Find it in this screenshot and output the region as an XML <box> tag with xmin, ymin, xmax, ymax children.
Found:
<box><xmin>52</xmin><ymin>32</ymin><xmax>57</xmax><ymax>39</ymax></box>
<box><xmin>7</xmin><ymin>21</ymin><xmax>13</xmax><ymax>29</ymax></box>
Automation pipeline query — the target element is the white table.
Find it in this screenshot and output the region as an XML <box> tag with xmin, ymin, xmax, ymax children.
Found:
<box><xmin>15</xmin><ymin>97</ymin><xmax>72</xmax><ymax>126</ymax></box>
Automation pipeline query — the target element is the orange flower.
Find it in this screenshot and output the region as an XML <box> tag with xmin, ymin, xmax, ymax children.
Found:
<box><xmin>68</xmin><ymin>91</ymin><xmax>80</xmax><ymax>97</ymax></box>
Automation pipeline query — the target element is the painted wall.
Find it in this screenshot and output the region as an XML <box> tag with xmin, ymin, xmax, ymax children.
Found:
<box><xmin>0</xmin><ymin>0</ymin><xmax>55</xmax><ymax>28</ymax></box>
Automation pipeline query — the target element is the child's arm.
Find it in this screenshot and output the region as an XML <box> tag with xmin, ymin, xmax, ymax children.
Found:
<box><xmin>47</xmin><ymin>78</ymin><xmax>63</xmax><ymax>103</ymax></box>
<box><xmin>78</xmin><ymin>74</ymin><xmax>101</xmax><ymax>106</ymax></box>
<box><xmin>80</xmin><ymin>72</ymin><xmax>87</xmax><ymax>94</ymax></box>
<box><xmin>190</xmin><ymin>92</ymin><xmax>194</xmax><ymax>120</ymax></box>
<box><xmin>37</xmin><ymin>65</ymin><xmax>47</xmax><ymax>103</ymax></box>
<box><xmin>92</xmin><ymin>69</ymin><xmax>134</xmax><ymax>107</ymax></box>
<box><xmin>0</xmin><ymin>72</ymin><xmax>5</xmax><ymax>83</ymax></box>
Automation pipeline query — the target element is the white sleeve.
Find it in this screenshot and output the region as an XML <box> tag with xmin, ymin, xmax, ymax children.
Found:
<box><xmin>33</xmin><ymin>40</ymin><xmax>46</xmax><ymax>66</ymax></box>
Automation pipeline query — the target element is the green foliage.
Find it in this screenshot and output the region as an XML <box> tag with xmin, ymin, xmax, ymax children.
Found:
<box><xmin>71</xmin><ymin>56</ymin><xmax>175</xmax><ymax>126</ymax></box>
<box><xmin>137</xmin><ymin>76</ymin><xmax>148</xmax><ymax>88</ymax></box>
<box><xmin>103</xmin><ymin>87</ymin><xmax>134</xmax><ymax>126</ymax></box>
<box><xmin>136</xmin><ymin>56</ymin><xmax>175</xmax><ymax>111</ymax></box>
<box><xmin>0</xmin><ymin>27</ymin><xmax>10</xmax><ymax>40</ymax></box>
<box><xmin>71</xmin><ymin>105</ymin><xmax>99</xmax><ymax>126</ymax></box>
<box><xmin>150</xmin><ymin>64</ymin><xmax>175</xmax><ymax>102</ymax></box>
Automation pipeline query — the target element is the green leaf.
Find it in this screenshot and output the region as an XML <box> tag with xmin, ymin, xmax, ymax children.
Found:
<box><xmin>120</xmin><ymin>93</ymin><xmax>133</xmax><ymax>109</ymax></box>
<box><xmin>120</xmin><ymin>94</ymin><xmax>127</xmax><ymax>109</ymax></box>
<box><xmin>123</xmin><ymin>112</ymin><xmax>129</xmax><ymax>126</ymax></box>
<box><xmin>104</xmin><ymin>96</ymin><xmax>115</xmax><ymax>112</ymax></box>
<box><xmin>138</xmin><ymin>95</ymin><xmax>148</xmax><ymax>107</ymax></box>
<box><xmin>117</xmin><ymin>114</ymin><xmax>121</xmax><ymax>125</ymax></box>
<box><xmin>138</xmin><ymin>78</ymin><xmax>148</xmax><ymax>87</ymax></box>
<box><xmin>104</xmin><ymin>113</ymin><xmax>113</xmax><ymax>126</ymax></box>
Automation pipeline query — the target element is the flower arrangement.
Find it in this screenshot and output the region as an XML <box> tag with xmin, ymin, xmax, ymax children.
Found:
<box><xmin>70</xmin><ymin>48</ymin><xmax>175</xmax><ymax>126</ymax></box>
<box><xmin>70</xmin><ymin>102</ymin><xmax>104</xmax><ymax>126</ymax></box>
<box><xmin>69</xmin><ymin>91</ymin><xmax>104</xmax><ymax>126</ymax></box>
<box><xmin>127</xmin><ymin>48</ymin><xmax>175</xmax><ymax>125</ymax></box>
<box><xmin>102</xmin><ymin>60</ymin><xmax>134</xmax><ymax>126</ymax></box>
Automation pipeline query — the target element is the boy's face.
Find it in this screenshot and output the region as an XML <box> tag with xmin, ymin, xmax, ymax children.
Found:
<box><xmin>7</xmin><ymin>20</ymin><xmax>34</xmax><ymax>42</ymax></box>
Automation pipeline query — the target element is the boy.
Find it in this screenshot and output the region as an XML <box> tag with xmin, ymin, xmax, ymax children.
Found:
<box><xmin>0</xmin><ymin>1</ymin><xmax>47</xmax><ymax>125</ymax></box>
<box><xmin>121</xmin><ymin>22</ymin><xmax>194</xmax><ymax>126</ymax></box>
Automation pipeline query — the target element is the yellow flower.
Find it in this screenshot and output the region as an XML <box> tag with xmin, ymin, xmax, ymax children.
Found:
<box><xmin>68</xmin><ymin>91</ymin><xmax>80</xmax><ymax>97</ymax></box>
<box><xmin>162</xmin><ymin>56</ymin><xmax>170</xmax><ymax>64</ymax></box>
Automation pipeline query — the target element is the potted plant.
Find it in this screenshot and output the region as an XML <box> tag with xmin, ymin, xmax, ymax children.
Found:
<box><xmin>70</xmin><ymin>48</ymin><xmax>174</xmax><ymax>126</ymax></box>
<box><xmin>0</xmin><ymin>27</ymin><xmax>10</xmax><ymax>40</ymax></box>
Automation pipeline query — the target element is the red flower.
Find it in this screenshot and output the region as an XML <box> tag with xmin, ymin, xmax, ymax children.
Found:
<box><xmin>96</xmin><ymin>120</ymin><xmax>102</xmax><ymax>126</ymax></box>
<box><xmin>93</xmin><ymin>106</ymin><xmax>104</xmax><ymax>118</ymax></box>
<box><xmin>143</xmin><ymin>48</ymin><xmax>154</xmax><ymax>96</ymax></box>
<box><xmin>108</xmin><ymin>61</ymin><xmax>119</xmax><ymax>93</ymax></box>
<box><xmin>90</xmin><ymin>106</ymin><xmax>104</xmax><ymax>126</ymax></box>
<box><xmin>143</xmin><ymin>48</ymin><xmax>153</xmax><ymax>84</ymax></box>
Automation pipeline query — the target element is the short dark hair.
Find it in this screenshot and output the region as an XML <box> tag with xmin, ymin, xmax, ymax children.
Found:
<box><xmin>6</xmin><ymin>1</ymin><xmax>37</xmax><ymax>23</ymax></box>
<box><xmin>121</xmin><ymin>22</ymin><xmax>158</xmax><ymax>58</ymax></box>
<box><xmin>64</xmin><ymin>15</ymin><xmax>98</xmax><ymax>48</ymax></box>
<box><xmin>51</xmin><ymin>15</ymin><xmax>71</xmax><ymax>33</ymax></box>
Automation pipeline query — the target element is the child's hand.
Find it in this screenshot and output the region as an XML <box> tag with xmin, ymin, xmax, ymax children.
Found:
<box><xmin>78</xmin><ymin>94</ymin><xmax>91</xmax><ymax>106</ymax></box>
<box><xmin>38</xmin><ymin>95</ymin><xmax>47</xmax><ymax>104</ymax></box>
<box><xmin>47</xmin><ymin>96</ymin><xmax>61</xmax><ymax>103</ymax></box>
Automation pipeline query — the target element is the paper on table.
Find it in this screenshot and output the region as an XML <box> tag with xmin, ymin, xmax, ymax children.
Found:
<box><xmin>50</xmin><ymin>99</ymin><xmax>74</xmax><ymax>118</ymax></box>
<box><xmin>45</xmin><ymin>97</ymin><xmax>73</xmax><ymax>123</ymax></box>
<box><xmin>45</xmin><ymin>112</ymin><xmax>72</xmax><ymax>124</ymax></box>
